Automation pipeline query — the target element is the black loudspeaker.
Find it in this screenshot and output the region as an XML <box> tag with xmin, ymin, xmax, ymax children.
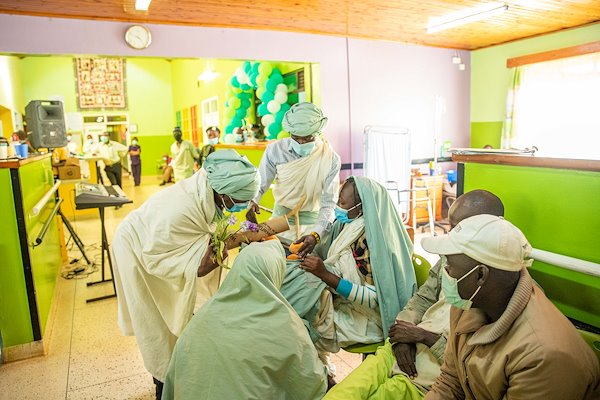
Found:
<box><xmin>25</xmin><ymin>100</ymin><xmax>67</xmax><ymax>149</ymax></box>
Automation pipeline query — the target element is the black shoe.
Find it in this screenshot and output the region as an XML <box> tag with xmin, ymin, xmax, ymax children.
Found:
<box><xmin>159</xmin><ymin>181</ymin><xmax>166</xmax><ymax>186</ymax></box>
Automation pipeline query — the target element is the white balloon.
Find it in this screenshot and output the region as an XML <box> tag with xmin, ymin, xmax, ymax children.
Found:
<box><xmin>238</xmin><ymin>74</ymin><xmax>249</xmax><ymax>85</ymax></box>
<box><xmin>261</xmin><ymin>114</ymin><xmax>275</xmax><ymax>126</ymax></box>
<box><xmin>274</xmin><ymin>91</ymin><xmax>288</xmax><ymax>104</ymax></box>
<box><xmin>223</xmin><ymin>134</ymin><xmax>236</xmax><ymax>144</ymax></box>
<box><xmin>276</xmin><ymin>83</ymin><xmax>288</xmax><ymax>93</ymax></box>
<box><xmin>267</xmin><ymin>100</ymin><xmax>281</xmax><ymax>114</ymax></box>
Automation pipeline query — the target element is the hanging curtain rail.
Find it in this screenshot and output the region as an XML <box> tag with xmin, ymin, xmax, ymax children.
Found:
<box><xmin>31</xmin><ymin>180</ymin><xmax>61</xmax><ymax>216</ymax></box>
<box><xmin>531</xmin><ymin>248</ymin><xmax>600</xmax><ymax>278</ymax></box>
<box><xmin>33</xmin><ymin>198</ymin><xmax>63</xmax><ymax>248</ymax></box>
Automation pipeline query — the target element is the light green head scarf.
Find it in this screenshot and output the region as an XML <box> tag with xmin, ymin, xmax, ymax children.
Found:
<box><xmin>162</xmin><ymin>240</ymin><xmax>327</xmax><ymax>400</ymax></box>
<box><xmin>353</xmin><ymin>176</ymin><xmax>416</xmax><ymax>333</ymax></box>
<box><xmin>282</xmin><ymin>102</ymin><xmax>328</xmax><ymax>137</ymax></box>
<box><xmin>203</xmin><ymin>149</ymin><xmax>260</xmax><ymax>200</ymax></box>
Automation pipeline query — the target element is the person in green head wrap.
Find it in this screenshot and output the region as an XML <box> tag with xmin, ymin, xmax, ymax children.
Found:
<box><xmin>280</xmin><ymin>176</ymin><xmax>417</xmax><ymax>384</ymax></box>
<box><xmin>246</xmin><ymin>102</ymin><xmax>341</xmax><ymax>254</ymax></box>
<box><xmin>112</xmin><ymin>149</ymin><xmax>260</xmax><ymax>400</ymax></box>
<box><xmin>162</xmin><ymin>240</ymin><xmax>328</xmax><ymax>400</ymax></box>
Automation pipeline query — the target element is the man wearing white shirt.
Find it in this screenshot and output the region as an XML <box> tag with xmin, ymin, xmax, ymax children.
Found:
<box><xmin>94</xmin><ymin>132</ymin><xmax>128</xmax><ymax>187</ymax></box>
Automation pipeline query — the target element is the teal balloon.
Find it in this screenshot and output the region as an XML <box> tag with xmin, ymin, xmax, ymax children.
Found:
<box><xmin>252</xmin><ymin>62</ymin><xmax>260</xmax><ymax>75</ymax></box>
<box><xmin>236</xmin><ymin>108</ymin><xmax>247</xmax><ymax>119</ymax></box>
<box><xmin>231</xmin><ymin>117</ymin><xmax>242</xmax><ymax>127</ymax></box>
<box><xmin>260</xmin><ymin>90</ymin><xmax>274</xmax><ymax>103</ymax></box>
<box><xmin>231</xmin><ymin>76</ymin><xmax>240</xmax><ymax>88</ymax></box>
<box><xmin>268</xmin><ymin>123</ymin><xmax>282</xmax><ymax>136</ymax></box>
<box><xmin>240</xmin><ymin>83</ymin><xmax>251</xmax><ymax>91</ymax></box>
<box><xmin>225</xmin><ymin>125</ymin><xmax>234</xmax><ymax>134</ymax></box>
<box><xmin>265</xmin><ymin>79</ymin><xmax>278</xmax><ymax>92</ymax></box>
<box><xmin>274</xmin><ymin>109</ymin><xmax>286</xmax><ymax>123</ymax></box>
<box><xmin>257</xmin><ymin>103</ymin><xmax>269</xmax><ymax>116</ymax></box>
<box><xmin>241</xmin><ymin>99</ymin><xmax>251</xmax><ymax>109</ymax></box>
<box><xmin>279</xmin><ymin>103</ymin><xmax>291</xmax><ymax>114</ymax></box>
<box><xmin>271</xmin><ymin>69</ymin><xmax>283</xmax><ymax>84</ymax></box>
<box><xmin>249</xmin><ymin>73</ymin><xmax>258</xmax><ymax>87</ymax></box>
<box><xmin>238</xmin><ymin>92</ymin><xmax>250</xmax><ymax>100</ymax></box>
<box><xmin>243</xmin><ymin>61</ymin><xmax>252</xmax><ymax>73</ymax></box>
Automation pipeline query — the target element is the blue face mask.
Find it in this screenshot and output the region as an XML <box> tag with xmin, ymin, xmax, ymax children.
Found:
<box><xmin>334</xmin><ymin>202</ymin><xmax>362</xmax><ymax>224</ymax></box>
<box><xmin>441</xmin><ymin>266</ymin><xmax>482</xmax><ymax>310</ymax></box>
<box><xmin>223</xmin><ymin>195</ymin><xmax>248</xmax><ymax>213</ymax></box>
<box><xmin>100</xmin><ymin>136</ymin><xmax>109</xmax><ymax>143</ymax></box>
<box><xmin>208</xmin><ymin>137</ymin><xmax>219</xmax><ymax>145</ymax></box>
<box><xmin>132</xmin><ymin>140</ymin><xmax>138</xmax><ymax>146</ymax></box>
<box><xmin>290</xmin><ymin>139</ymin><xmax>316</xmax><ymax>157</ymax></box>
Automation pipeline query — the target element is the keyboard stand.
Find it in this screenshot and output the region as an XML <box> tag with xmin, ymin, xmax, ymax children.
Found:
<box><xmin>87</xmin><ymin>207</ymin><xmax>117</xmax><ymax>303</ymax></box>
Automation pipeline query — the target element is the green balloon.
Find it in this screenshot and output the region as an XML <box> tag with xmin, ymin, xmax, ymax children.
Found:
<box><xmin>230</xmin><ymin>97</ymin><xmax>241</xmax><ymax>109</ymax></box>
<box><xmin>225</xmin><ymin>107</ymin><xmax>236</xmax><ymax>118</ymax></box>
<box><xmin>258</xmin><ymin>63</ymin><xmax>272</xmax><ymax>76</ymax></box>
<box><xmin>277</xmin><ymin>131</ymin><xmax>290</xmax><ymax>139</ymax></box>
<box><xmin>256</xmin><ymin>73</ymin><xmax>268</xmax><ymax>86</ymax></box>
<box><xmin>256</xmin><ymin>87</ymin><xmax>266</xmax><ymax>99</ymax></box>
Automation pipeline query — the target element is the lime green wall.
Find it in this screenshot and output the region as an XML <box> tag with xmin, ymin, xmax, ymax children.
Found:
<box><xmin>463</xmin><ymin>163</ymin><xmax>600</xmax><ymax>328</ymax></box>
<box><xmin>171</xmin><ymin>59</ymin><xmax>315</xmax><ymax>143</ymax></box>
<box><xmin>138</xmin><ymin>134</ymin><xmax>175</xmax><ymax>177</ymax></box>
<box><xmin>0</xmin><ymin>168</ymin><xmax>33</xmax><ymax>347</ymax></box>
<box><xmin>470</xmin><ymin>23</ymin><xmax>600</xmax><ymax>147</ymax></box>
<box><xmin>127</xmin><ymin>58</ymin><xmax>174</xmax><ymax>136</ymax></box>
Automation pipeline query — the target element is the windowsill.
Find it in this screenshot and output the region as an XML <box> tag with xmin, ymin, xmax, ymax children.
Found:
<box><xmin>452</xmin><ymin>153</ymin><xmax>600</xmax><ymax>172</ymax></box>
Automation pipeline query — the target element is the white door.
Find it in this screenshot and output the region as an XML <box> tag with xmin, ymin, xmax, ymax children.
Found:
<box><xmin>201</xmin><ymin>97</ymin><xmax>219</xmax><ymax>143</ymax></box>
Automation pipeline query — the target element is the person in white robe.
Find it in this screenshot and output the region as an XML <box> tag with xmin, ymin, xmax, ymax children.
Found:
<box><xmin>111</xmin><ymin>149</ymin><xmax>260</xmax><ymax>399</ymax></box>
<box><xmin>246</xmin><ymin>102</ymin><xmax>341</xmax><ymax>255</ymax></box>
<box><xmin>170</xmin><ymin>126</ymin><xmax>199</xmax><ymax>182</ymax></box>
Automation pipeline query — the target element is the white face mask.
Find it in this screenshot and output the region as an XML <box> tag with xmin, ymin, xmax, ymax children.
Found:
<box><xmin>208</xmin><ymin>137</ymin><xmax>219</xmax><ymax>145</ymax></box>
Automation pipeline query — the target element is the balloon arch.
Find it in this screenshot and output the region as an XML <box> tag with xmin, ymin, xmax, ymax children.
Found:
<box><xmin>222</xmin><ymin>61</ymin><xmax>291</xmax><ymax>143</ymax></box>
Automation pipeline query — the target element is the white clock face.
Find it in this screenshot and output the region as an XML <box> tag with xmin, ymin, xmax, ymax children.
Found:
<box><xmin>125</xmin><ymin>25</ymin><xmax>152</xmax><ymax>50</ymax></box>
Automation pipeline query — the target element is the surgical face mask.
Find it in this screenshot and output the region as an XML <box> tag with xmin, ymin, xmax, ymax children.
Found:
<box><xmin>100</xmin><ymin>136</ymin><xmax>109</xmax><ymax>143</ymax></box>
<box><xmin>208</xmin><ymin>137</ymin><xmax>219</xmax><ymax>145</ymax></box>
<box><xmin>87</xmin><ymin>139</ymin><xmax>94</xmax><ymax>145</ymax></box>
<box><xmin>132</xmin><ymin>140</ymin><xmax>138</xmax><ymax>146</ymax></box>
<box><xmin>66</xmin><ymin>135</ymin><xmax>72</xmax><ymax>142</ymax></box>
<box><xmin>290</xmin><ymin>139</ymin><xmax>316</xmax><ymax>157</ymax></box>
<box><xmin>441</xmin><ymin>266</ymin><xmax>482</xmax><ymax>311</ymax></box>
<box><xmin>222</xmin><ymin>195</ymin><xmax>248</xmax><ymax>213</ymax></box>
<box><xmin>335</xmin><ymin>202</ymin><xmax>362</xmax><ymax>224</ymax></box>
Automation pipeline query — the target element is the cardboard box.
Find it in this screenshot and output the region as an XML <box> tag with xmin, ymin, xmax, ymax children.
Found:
<box><xmin>58</xmin><ymin>165</ymin><xmax>81</xmax><ymax>180</ymax></box>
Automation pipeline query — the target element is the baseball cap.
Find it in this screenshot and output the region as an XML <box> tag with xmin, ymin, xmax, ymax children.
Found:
<box><xmin>421</xmin><ymin>214</ymin><xmax>533</xmax><ymax>272</ymax></box>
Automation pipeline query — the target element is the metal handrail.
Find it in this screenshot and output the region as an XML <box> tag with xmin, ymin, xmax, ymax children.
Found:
<box><xmin>33</xmin><ymin>198</ymin><xmax>63</xmax><ymax>247</ymax></box>
<box><xmin>31</xmin><ymin>180</ymin><xmax>61</xmax><ymax>216</ymax></box>
<box><xmin>531</xmin><ymin>248</ymin><xmax>600</xmax><ymax>278</ymax></box>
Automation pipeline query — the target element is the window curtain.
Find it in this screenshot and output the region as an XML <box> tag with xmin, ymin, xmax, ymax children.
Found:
<box><xmin>506</xmin><ymin>52</ymin><xmax>600</xmax><ymax>159</ymax></box>
<box><xmin>501</xmin><ymin>67</ymin><xmax>521</xmax><ymax>149</ymax></box>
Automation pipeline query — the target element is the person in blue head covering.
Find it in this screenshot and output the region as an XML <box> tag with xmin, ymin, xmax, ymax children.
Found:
<box><xmin>281</xmin><ymin>176</ymin><xmax>416</xmax><ymax>383</ymax></box>
<box><xmin>112</xmin><ymin>149</ymin><xmax>260</xmax><ymax>400</ymax></box>
<box><xmin>246</xmin><ymin>102</ymin><xmax>341</xmax><ymax>254</ymax></box>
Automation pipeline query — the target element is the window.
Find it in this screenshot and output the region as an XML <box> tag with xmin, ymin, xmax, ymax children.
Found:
<box><xmin>509</xmin><ymin>52</ymin><xmax>600</xmax><ymax>160</ymax></box>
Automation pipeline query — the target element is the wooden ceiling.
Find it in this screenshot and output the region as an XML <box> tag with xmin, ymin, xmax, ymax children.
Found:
<box><xmin>1</xmin><ymin>0</ymin><xmax>599</xmax><ymax>49</ymax></box>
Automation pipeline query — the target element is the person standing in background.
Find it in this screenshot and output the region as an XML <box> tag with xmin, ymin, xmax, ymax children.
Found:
<box><xmin>206</xmin><ymin>126</ymin><xmax>220</xmax><ymax>145</ymax></box>
<box><xmin>129</xmin><ymin>136</ymin><xmax>142</xmax><ymax>187</ymax></box>
<box><xmin>94</xmin><ymin>132</ymin><xmax>128</xmax><ymax>188</ymax></box>
<box><xmin>83</xmin><ymin>134</ymin><xmax>95</xmax><ymax>154</ymax></box>
<box><xmin>170</xmin><ymin>127</ymin><xmax>199</xmax><ymax>182</ymax></box>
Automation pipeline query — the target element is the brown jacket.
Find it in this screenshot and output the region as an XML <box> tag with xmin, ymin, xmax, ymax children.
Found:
<box><xmin>426</xmin><ymin>269</ymin><xmax>600</xmax><ymax>400</ymax></box>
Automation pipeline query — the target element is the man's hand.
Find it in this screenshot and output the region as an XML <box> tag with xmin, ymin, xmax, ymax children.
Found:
<box><xmin>392</xmin><ymin>342</ymin><xmax>417</xmax><ymax>379</ymax></box>
<box><xmin>300</xmin><ymin>255</ymin><xmax>327</xmax><ymax>279</ymax></box>
<box><xmin>198</xmin><ymin>243</ymin><xmax>228</xmax><ymax>277</ymax></box>
<box><xmin>389</xmin><ymin>320</ymin><xmax>441</xmax><ymax>347</ymax></box>
<box><xmin>294</xmin><ymin>234</ymin><xmax>317</xmax><ymax>258</ymax></box>
<box><xmin>245</xmin><ymin>201</ymin><xmax>260</xmax><ymax>224</ymax></box>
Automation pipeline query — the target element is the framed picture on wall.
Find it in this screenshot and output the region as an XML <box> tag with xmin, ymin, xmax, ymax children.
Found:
<box><xmin>75</xmin><ymin>57</ymin><xmax>127</xmax><ymax>110</ymax></box>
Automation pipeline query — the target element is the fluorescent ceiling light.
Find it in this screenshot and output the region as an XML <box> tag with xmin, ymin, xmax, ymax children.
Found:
<box><xmin>135</xmin><ymin>0</ymin><xmax>152</xmax><ymax>11</ymax></box>
<box><xmin>427</xmin><ymin>2</ymin><xmax>508</xmax><ymax>34</ymax></box>
<box><xmin>198</xmin><ymin>70</ymin><xmax>220</xmax><ymax>82</ymax></box>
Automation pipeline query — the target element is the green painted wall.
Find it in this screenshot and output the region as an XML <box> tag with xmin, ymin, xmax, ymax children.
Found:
<box><xmin>170</xmin><ymin>58</ymin><xmax>315</xmax><ymax>143</ymax></box>
<box><xmin>137</xmin><ymin>134</ymin><xmax>175</xmax><ymax>177</ymax></box>
<box><xmin>470</xmin><ymin>23</ymin><xmax>600</xmax><ymax>147</ymax></box>
<box><xmin>0</xmin><ymin>168</ymin><xmax>33</xmax><ymax>347</ymax></box>
<box><xmin>463</xmin><ymin>162</ymin><xmax>600</xmax><ymax>328</ymax></box>
<box><xmin>19</xmin><ymin>158</ymin><xmax>62</xmax><ymax>336</ymax></box>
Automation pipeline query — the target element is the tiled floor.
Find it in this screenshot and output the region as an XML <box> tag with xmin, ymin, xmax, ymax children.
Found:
<box><xmin>0</xmin><ymin>174</ymin><xmax>363</xmax><ymax>400</ymax></box>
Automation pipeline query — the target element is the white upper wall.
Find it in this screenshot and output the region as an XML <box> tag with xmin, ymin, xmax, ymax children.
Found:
<box><xmin>0</xmin><ymin>14</ymin><xmax>469</xmax><ymax>171</ymax></box>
